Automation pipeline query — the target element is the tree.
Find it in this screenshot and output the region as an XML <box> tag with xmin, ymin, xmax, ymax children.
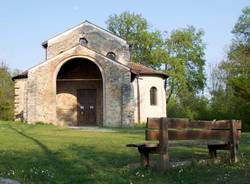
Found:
<box><xmin>168</xmin><ymin>93</ymin><xmax>210</xmax><ymax>120</ymax></box>
<box><xmin>164</xmin><ymin>26</ymin><xmax>206</xmax><ymax>103</ymax></box>
<box><xmin>208</xmin><ymin>62</ymin><xmax>250</xmax><ymax>130</ymax></box>
<box><xmin>164</xmin><ymin>27</ymin><xmax>206</xmax><ymax>120</ymax></box>
<box><xmin>208</xmin><ymin>6</ymin><xmax>250</xmax><ymax>130</ymax></box>
<box><xmin>106</xmin><ymin>11</ymin><xmax>168</xmax><ymax>67</ymax></box>
<box><xmin>232</xmin><ymin>6</ymin><xmax>250</xmax><ymax>44</ymax></box>
<box><xmin>208</xmin><ymin>64</ymin><xmax>236</xmax><ymax>120</ymax></box>
<box><xmin>224</xmin><ymin>6</ymin><xmax>250</xmax><ymax>101</ymax></box>
<box><xmin>106</xmin><ymin>12</ymin><xmax>207</xmax><ymax>120</ymax></box>
<box><xmin>106</xmin><ymin>12</ymin><xmax>206</xmax><ymax>96</ymax></box>
<box><xmin>0</xmin><ymin>61</ymin><xmax>14</xmax><ymax>120</ymax></box>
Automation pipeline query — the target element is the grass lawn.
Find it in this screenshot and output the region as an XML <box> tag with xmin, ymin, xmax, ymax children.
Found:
<box><xmin>0</xmin><ymin>121</ymin><xmax>250</xmax><ymax>184</ymax></box>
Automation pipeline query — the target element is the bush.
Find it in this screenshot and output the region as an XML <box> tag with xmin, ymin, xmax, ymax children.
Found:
<box><xmin>0</xmin><ymin>101</ymin><xmax>13</xmax><ymax>120</ymax></box>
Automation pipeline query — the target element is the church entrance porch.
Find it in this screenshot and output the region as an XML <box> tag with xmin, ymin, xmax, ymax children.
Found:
<box><xmin>56</xmin><ymin>57</ymin><xmax>103</xmax><ymax>126</ymax></box>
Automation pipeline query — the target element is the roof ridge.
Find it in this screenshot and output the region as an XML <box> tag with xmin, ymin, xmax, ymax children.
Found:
<box><xmin>84</xmin><ymin>20</ymin><xmax>127</xmax><ymax>43</ymax></box>
<box><xmin>42</xmin><ymin>20</ymin><xmax>128</xmax><ymax>48</ymax></box>
<box><xmin>42</xmin><ymin>21</ymin><xmax>86</xmax><ymax>47</ymax></box>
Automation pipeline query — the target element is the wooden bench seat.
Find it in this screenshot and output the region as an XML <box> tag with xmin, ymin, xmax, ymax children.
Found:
<box><xmin>126</xmin><ymin>118</ymin><xmax>242</xmax><ymax>171</ymax></box>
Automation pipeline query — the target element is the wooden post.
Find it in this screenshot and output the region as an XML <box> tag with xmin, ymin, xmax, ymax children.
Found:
<box><xmin>140</xmin><ymin>151</ymin><xmax>149</xmax><ymax>167</ymax></box>
<box><xmin>159</xmin><ymin>118</ymin><xmax>169</xmax><ymax>171</ymax></box>
<box><xmin>208</xmin><ymin>145</ymin><xmax>217</xmax><ymax>159</ymax></box>
<box><xmin>230</xmin><ymin>120</ymin><xmax>238</xmax><ymax>163</ymax></box>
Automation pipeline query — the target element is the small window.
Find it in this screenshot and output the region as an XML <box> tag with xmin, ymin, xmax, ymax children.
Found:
<box><xmin>79</xmin><ymin>37</ymin><xmax>88</xmax><ymax>46</ymax></box>
<box><xmin>106</xmin><ymin>52</ymin><xmax>116</xmax><ymax>60</ymax></box>
<box><xmin>150</xmin><ymin>87</ymin><xmax>157</xmax><ymax>106</ymax></box>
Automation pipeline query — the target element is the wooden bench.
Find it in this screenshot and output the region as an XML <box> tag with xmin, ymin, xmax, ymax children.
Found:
<box><xmin>127</xmin><ymin>117</ymin><xmax>241</xmax><ymax>171</ymax></box>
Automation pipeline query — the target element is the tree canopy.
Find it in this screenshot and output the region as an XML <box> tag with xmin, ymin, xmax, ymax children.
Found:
<box><xmin>106</xmin><ymin>10</ymin><xmax>250</xmax><ymax>130</ymax></box>
<box><xmin>106</xmin><ymin>12</ymin><xmax>206</xmax><ymax>102</ymax></box>
<box><xmin>106</xmin><ymin>11</ymin><xmax>167</xmax><ymax>67</ymax></box>
<box><xmin>225</xmin><ymin>6</ymin><xmax>250</xmax><ymax>101</ymax></box>
<box><xmin>164</xmin><ymin>26</ymin><xmax>206</xmax><ymax>102</ymax></box>
<box><xmin>208</xmin><ymin>6</ymin><xmax>250</xmax><ymax>130</ymax></box>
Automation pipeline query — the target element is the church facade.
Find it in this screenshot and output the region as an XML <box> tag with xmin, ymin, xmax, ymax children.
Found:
<box><xmin>13</xmin><ymin>21</ymin><xmax>168</xmax><ymax>127</ymax></box>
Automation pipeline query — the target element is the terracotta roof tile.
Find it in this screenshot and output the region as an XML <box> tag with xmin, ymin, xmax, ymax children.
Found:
<box><xmin>12</xmin><ymin>70</ymin><xmax>28</xmax><ymax>80</ymax></box>
<box><xmin>12</xmin><ymin>62</ymin><xmax>168</xmax><ymax>80</ymax></box>
<box><xmin>127</xmin><ymin>62</ymin><xmax>168</xmax><ymax>78</ymax></box>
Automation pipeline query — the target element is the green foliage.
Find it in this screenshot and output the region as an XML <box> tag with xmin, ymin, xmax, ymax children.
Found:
<box><xmin>106</xmin><ymin>12</ymin><xmax>206</xmax><ymax>106</ymax></box>
<box><xmin>106</xmin><ymin>11</ymin><xmax>250</xmax><ymax>131</ymax></box>
<box><xmin>226</xmin><ymin>6</ymin><xmax>250</xmax><ymax>101</ymax></box>
<box><xmin>106</xmin><ymin>11</ymin><xmax>148</xmax><ymax>41</ymax></box>
<box><xmin>106</xmin><ymin>11</ymin><xmax>168</xmax><ymax>67</ymax></box>
<box><xmin>164</xmin><ymin>27</ymin><xmax>207</xmax><ymax>118</ymax></box>
<box><xmin>0</xmin><ymin>62</ymin><xmax>14</xmax><ymax>120</ymax></box>
<box><xmin>168</xmin><ymin>94</ymin><xmax>210</xmax><ymax>120</ymax></box>
<box><xmin>164</xmin><ymin>26</ymin><xmax>206</xmax><ymax>101</ymax></box>
<box><xmin>232</xmin><ymin>6</ymin><xmax>250</xmax><ymax>44</ymax></box>
<box><xmin>1</xmin><ymin>121</ymin><xmax>250</xmax><ymax>183</ymax></box>
<box><xmin>166</xmin><ymin>6</ymin><xmax>250</xmax><ymax>131</ymax></box>
<box><xmin>0</xmin><ymin>101</ymin><xmax>13</xmax><ymax>120</ymax></box>
<box><xmin>208</xmin><ymin>6</ymin><xmax>250</xmax><ymax>131</ymax></box>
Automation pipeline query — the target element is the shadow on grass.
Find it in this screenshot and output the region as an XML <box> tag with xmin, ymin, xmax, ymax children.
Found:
<box><xmin>1</xmin><ymin>126</ymin><xmax>133</xmax><ymax>184</ymax></box>
<box><xmin>9</xmin><ymin>125</ymin><xmax>54</xmax><ymax>159</ymax></box>
<box><xmin>1</xmin><ymin>124</ymin><xmax>249</xmax><ymax>184</ymax></box>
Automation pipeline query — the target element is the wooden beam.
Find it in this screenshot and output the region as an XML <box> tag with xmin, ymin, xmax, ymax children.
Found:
<box><xmin>57</xmin><ymin>79</ymin><xmax>102</xmax><ymax>81</ymax></box>
<box><xmin>147</xmin><ymin>118</ymin><xmax>241</xmax><ymax>130</ymax></box>
<box><xmin>146</xmin><ymin>129</ymin><xmax>241</xmax><ymax>141</ymax></box>
<box><xmin>147</xmin><ymin>117</ymin><xmax>161</xmax><ymax>129</ymax></box>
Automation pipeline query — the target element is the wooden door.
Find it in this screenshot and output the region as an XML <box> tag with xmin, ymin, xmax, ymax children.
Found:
<box><xmin>77</xmin><ymin>89</ymin><xmax>96</xmax><ymax>126</ymax></box>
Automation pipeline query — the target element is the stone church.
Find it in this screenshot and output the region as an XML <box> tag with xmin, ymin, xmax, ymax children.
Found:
<box><xmin>13</xmin><ymin>21</ymin><xmax>168</xmax><ymax>127</ymax></box>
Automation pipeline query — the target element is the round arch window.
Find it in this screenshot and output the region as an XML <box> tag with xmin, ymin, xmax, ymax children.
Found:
<box><xmin>79</xmin><ymin>37</ymin><xmax>88</xmax><ymax>46</ymax></box>
<box><xmin>106</xmin><ymin>52</ymin><xmax>116</xmax><ymax>60</ymax></box>
<box><xmin>150</xmin><ymin>87</ymin><xmax>157</xmax><ymax>106</ymax></box>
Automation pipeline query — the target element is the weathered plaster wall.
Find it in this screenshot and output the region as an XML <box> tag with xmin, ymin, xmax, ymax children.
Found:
<box><xmin>132</xmin><ymin>76</ymin><xmax>166</xmax><ymax>123</ymax></box>
<box><xmin>14</xmin><ymin>79</ymin><xmax>27</xmax><ymax>121</ymax></box>
<box><xmin>26</xmin><ymin>45</ymin><xmax>134</xmax><ymax>127</ymax></box>
<box><xmin>46</xmin><ymin>22</ymin><xmax>130</xmax><ymax>65</ymax></box>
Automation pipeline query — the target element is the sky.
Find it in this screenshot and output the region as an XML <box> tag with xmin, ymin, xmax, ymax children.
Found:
<box><xmin>0</xmin><ymin>0</ymin><xmax>249</xmax><ymax>74</ymax></box>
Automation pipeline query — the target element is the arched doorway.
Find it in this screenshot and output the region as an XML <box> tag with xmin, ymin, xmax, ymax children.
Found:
<box><xmin>56</xmin><ymin>58</ymin><xmax>103</xmax><ymax>126</ymax></box>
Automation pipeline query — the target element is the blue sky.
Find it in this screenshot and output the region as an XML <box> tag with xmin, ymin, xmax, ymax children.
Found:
<box><xmin>0</xmin><ymin>0</ymin><xmax>249</xmax><ymax>73</ymax></box>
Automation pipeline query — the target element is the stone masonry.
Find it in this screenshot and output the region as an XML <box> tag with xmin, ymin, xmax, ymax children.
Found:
<box><xmin>13</xmin><ymin>21</ymin><xmax>167</xmax><ymax>127</ymax></box>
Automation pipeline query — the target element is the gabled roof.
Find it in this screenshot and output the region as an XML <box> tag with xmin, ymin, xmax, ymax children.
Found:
<box><xmin>12</xmin><ymin>62</ymin><xmax>168</xmax><ymax>80</ymax></box>
<box><xmin>12</xmin><ymin>44</ymin><xmax>130</xmax><ymax>81</ymax></box>
<box><xmin>42</xmin><ymin>20</ymin><xmax>127</xmax><ymax>48</ymax></box>
<box><xmin>128</xmin><ymin>62</ymin><xmax>168</xmax><ymax>79</ymax></box>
